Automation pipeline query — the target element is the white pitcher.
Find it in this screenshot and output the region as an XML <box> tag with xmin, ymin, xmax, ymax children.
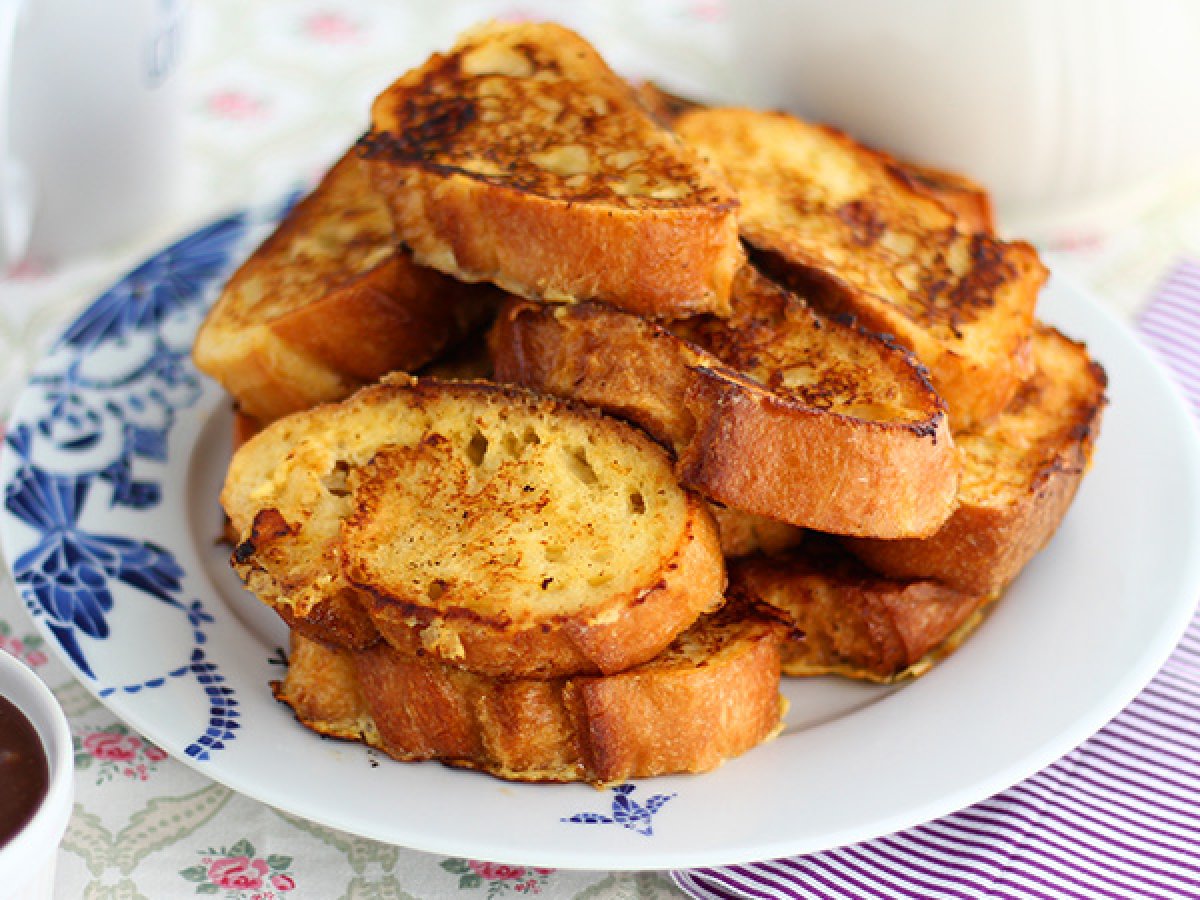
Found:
<box><xmin>729</xmin><ymin>0</ymin><xmax>1200</xmax><ymax>230</ymax></box>
<box><xmin>0</xmin><ymin>0</ymin><xmax>186</xmax><ymax>269</ymax></box>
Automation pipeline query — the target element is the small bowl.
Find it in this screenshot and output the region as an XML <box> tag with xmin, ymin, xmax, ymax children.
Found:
<box><xmin>0</xmin><ymin>649</ymin><xmax>73</xmax><ymax>900</ymax></box>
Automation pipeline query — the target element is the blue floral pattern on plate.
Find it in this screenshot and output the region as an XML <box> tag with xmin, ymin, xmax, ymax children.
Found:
<box><xmin>563</xmin><ymin>784</ymin><xmax>677</xmax><ymax>837</ymax></box>
<box><xmin>1</xmin><ymin>210</ymin><xmax>257</xmax><ymax>760</ymax></box>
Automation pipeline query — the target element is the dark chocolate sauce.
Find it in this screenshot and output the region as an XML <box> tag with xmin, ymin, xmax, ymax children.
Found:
<box><xmin>0</xmin><ymin>693</ymin><xmax>49</xmax><ymax>847</ymax></box>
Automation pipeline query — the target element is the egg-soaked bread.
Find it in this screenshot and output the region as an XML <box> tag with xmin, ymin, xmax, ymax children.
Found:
<box><xmin>492</xmin><ymin>266</ymin><xmax>960</xmax><ymax>538</ymax></box>
<box><xmin>634</xmin><ymin>81</ymin><xmax>994</xmax><ymax>235</ymax></box>
<box><xmin>362</xmin><ymin>21</ymin><xmax>743</xmax><ymax>320</ymax></box>
<box><xmin>222</xmin><ymin>376</ymin><xmax>725</xmax><ymax>677</ymax></box>
<box><xmin>674</xmin><ymin>106</ymin><xmax>1045</xmax><ymax>427</ymax></box>
<box><xmin>193</xmin><ymin>149</ymin><xmax>499</xmax><ymax>423</ymax></box>
<box><xmin>275</xmin><ymin>602</ymin><xmax>785</xmax><ymax>784</ymax></box>
<box><xmin>846</xmin><ymin>324</ymin><xmax>1107</xmax><ymax>594</ymax></box>
<box><xmin>731</xmin><ymin>537</ymin><xmax>991</xmax><ymax>682</ymax></box>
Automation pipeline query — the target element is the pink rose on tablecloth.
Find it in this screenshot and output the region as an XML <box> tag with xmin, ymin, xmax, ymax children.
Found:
<box><xmin>470</xmin><ymin>860</ymin><xmax>525</xmax><ymax>880</ymax></box>
<box><xmin>205</xmin><ymin>89</ymin><xmax>268</xmax><ymax>122</ymax></box>
<box><xmin>302</xmin><ymin>11</ymin><xmax>362</xmax><ymax>44</ymax></box>
<box><xmin>443</xmin><ymin>857</ymin><xmax>554</xmax><ymax>894</ymax></box>
<box><xmin>181</xmin><ymin>842</ymin><xmax>294</xmax><ymax>894</ymax></box>
<box><xmin>75</xmin><ymin>726</ymin><xmax>168</xmax><ymax>783</ymax></box>
<box><xmin>208</xmin><ymin>855</ymin><xmax>268</xmax><ymax>891</ymax></box>
<box><xmin>271</xmin><ymin>873</ymin><xmax>296</xmax><ymax>892</ymax></box>
<box><xmin>83</xmin><ymin>730</ymin><xmax>141</xmax><ymax>761</ymax></box>
<box><xmin>0</xmin><ymin>625</ymin><xmax>49</xmax><ymax>667</ymax></box>
<box><xmin>688</xmin><ymin>0</ymin><xmax>726</xmax><ymax>22</ymax></box>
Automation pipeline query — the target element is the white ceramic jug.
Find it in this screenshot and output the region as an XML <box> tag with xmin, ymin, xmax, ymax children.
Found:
<box><xmin>729</xmin><ymin>0</ymin><xmax>1200</xmax><ymax>230</ymax></box>
<box><xmin>0</xmin><ymin>0</ymin><xmax>186</xmax><ymax>269</ymax></box>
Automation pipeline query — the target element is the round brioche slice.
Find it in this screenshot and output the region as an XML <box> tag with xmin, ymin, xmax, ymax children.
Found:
<box><xmin>273</xmin><ymin>602</ymin><xmax>786</xmax><ymax>784</ymax></box>
<box><xmin>222</xmin><ymin>376</ymin><xmax>725</xmax><ymax>677</ymax></box>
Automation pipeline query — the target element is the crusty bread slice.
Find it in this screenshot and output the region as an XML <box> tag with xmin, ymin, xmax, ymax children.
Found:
<box><xmin>222</xmin><ymin>376</ymin><xmax>725</xmax><ymax>677</ymax></box>
<box><xmin>362</xmin><ymin>21</ymin><xmax>743</xmax><ymax>319</ymax></box>
<box><xmin>193</xmin><ymin>148</ymin><xmax>500</xmax><ymax>423</ymax></box>
<box><xmin>635</xmin><ymin>81</ymin><xmax>994</xmax><ymax>235</ymax></box>
<box><xmin>883</xmin><ymin>160</ymin><xmax>995</xmax><ymax>236</ymax></box>
<box><xmin>234</xmin><ymin>407</ymin><xmax>795</xmax><ymax>566</ymax></box>
<box><xmin>730</xmin><ymin>537</ymin><xmax>991</xmax><ymax>682</ymax></box>
<box><xmin>492</xmin><ymin>266</ymin><xmax>960</xmax><ymax>538</ymax></box>
<box><xmin>673</xmin><ymin>106</ymin><xmax>1046</xmax><ymax>428</ymax></box>
<box><xmin>846</xmin><ymin>324</ymin><xmax>1107</xmax><ymax>594</ymax></box>
<box><xmin>274</xmin><ymin>602</ymin><xmax>785</xmax><ymax>784</ymax></box>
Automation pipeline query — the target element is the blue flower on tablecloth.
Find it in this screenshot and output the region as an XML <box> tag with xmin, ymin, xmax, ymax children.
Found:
<box><xmin>562</xmin><ymin>783</ymin><xmax>676</xmax><ymax>836</ymax></box>
<box><xmin>4</xmin><ymin>464</ymin><xmax>184</xmax><ymax>678</ymax></box>
<box><xmin>57</xmin><ymin>211</ymin><xmax>246</xmax><ymax>350</ymax></box>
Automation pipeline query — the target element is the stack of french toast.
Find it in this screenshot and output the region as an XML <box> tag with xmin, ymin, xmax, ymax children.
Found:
<box><xmin>196</xmin><ymin>21</ymin><xmax>1108</xmax><ymax>785</ymax></box>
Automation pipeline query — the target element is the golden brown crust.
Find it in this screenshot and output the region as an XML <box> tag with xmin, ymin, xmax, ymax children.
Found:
<box><xmin>272</xmin><ymin>632</ymin><xmax>371</xmax><ymax>736</ymax></box>
<box><xmin>223</xmin><ymin>377</ymin><xmax>726</xmax><ymax>675</ymax></box>
<box><xmin>275</xmin><ymin>605</ymin><xmax>785</xmax><ymax>784</ymax></box>
<box><xmin>636</xmin><ymin>81</ymin><xmax>996</xmax><ymax>237</ymax></box>
<box><xmin>674</xmin><ymin>106</ymin><xmax>1045</xmax><ymax>427</ymax></box>
<box><xmin>884</xmin><ymin>160</ymin><xmax>995</xmax><ymax>235</ymax></box>
<box><xmin>362</xmin><ymin>21</ymin><xmax>743</xmax><ymax>319</ymax></box>
<box><xmin>730</xmin><ymin>537</ymin><xmax>990</xmax><ymax>681</ymax></box>
<box><xmin>491</xmin><ymin>268</ymin><xmax>960</xmax><ymax>538</ymax></box>
<box><xmin>846</xmin><ymin>324</ymin><xmax>1108</xmax><ymax>594</ymax></box>
<box><xmin>273</xmin><ymin>586</ymin><xmax>381</xmax><ymax>651</ymax></box>
<box><xmin>193</xmin><ymin>149</ymin><xmax>500</xmax><ymax>423</ymax></box>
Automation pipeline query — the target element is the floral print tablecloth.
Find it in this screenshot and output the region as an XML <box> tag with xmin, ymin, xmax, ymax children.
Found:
<box><xmin>2</xmin><ymin>1</ymin><xmax>1200</xmax><ymax>898</ymax></box>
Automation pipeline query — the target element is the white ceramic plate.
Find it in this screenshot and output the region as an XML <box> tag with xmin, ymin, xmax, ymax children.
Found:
<box><xmin>2</xmin><ymin>210</ymin><xmax>1199</xmax><ymax>871</ymax></box>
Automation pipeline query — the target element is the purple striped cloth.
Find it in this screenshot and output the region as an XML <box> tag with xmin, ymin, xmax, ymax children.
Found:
<box><xmin>671</xmin><ymin>260</ymin><xmax>1200</xmax><ymax>900</ymax></box>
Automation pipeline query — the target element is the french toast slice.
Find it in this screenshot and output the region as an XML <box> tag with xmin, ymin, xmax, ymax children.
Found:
<box><xmin>635</xmin><ymin>81</ymin><xmax>994</xmax><ymax>235</ymax></box>
<box><xmin>193</xmin><ymin>148</ymin><xmax>500</xmax><ymax>423</ymax></box>
<box><xmin>492</xmin><ymin>266</ymin><xmax>960</xmax><ymax>538</ymax></box>
<box><xmin>673</xmin><ymin>106</ymin><xmax>1046</xmax><ymax>427</ymax></box>
<box><xmin>361</xmin><ymin>21</ymin><xmax>743</xmax><ymax>319</ymax></box>
<box><xmin>730</xmin><ymin>537</ymin><xmax>991</xmax><ymax>682</ymax></box>
<box><xmin>274</xmin><ymin>602</ymin><xmax>785</xmax><ymax>784</ymax></box>
<box><xmin>846</xmin><ymin>324</ymin><xmax>1107</xmax><ymax>595</ymax></box>
<box><xmin>222</xmin><ymin>376</ymin><xmax>725</xmax><ymax>677</ymax></box>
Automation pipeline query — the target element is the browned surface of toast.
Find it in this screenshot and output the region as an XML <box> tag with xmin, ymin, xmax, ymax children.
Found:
<box><xmin>730</xmin><ymin>537</ymin><xmax>990</xmax><ymax>682</ymax></box>
<box><xmin>222</xmin><ymin>376</ymin><xmax>725</xmax><ymax>676</ymax></box>
<box><xmin>362</xmin><ymin>21</ymin><xmax>743</xmax><ymax>319</ymax></box>
<box><xmin>635</xmin><ymin>82</ymin><xmax>995</xmax><ymax>235</ymax></box>
<box><xmin>275</xmin><ymin>603</ymin><xmax>785</xmax><ymax>784</ymax></box>
<box><xmin>883</xmin><ymin>160</ymin><xmax>995</xmax><ymax>235</ymax></box>
<box><xmin>673</xmin><ymin>106</ymin><xmax>1046</xmax><ymax>427</ymax></box>
<box><xmin>847</xmin><ymin>324</ymin><xmax>1107</xmax><ymax>594</ymax></box>
<box><xmin>193</xmin><ymin>149</ymin><xmax>500</xmax><ymax>422</ymax></box>
<box><xmin>492</xmin><ymin>267</ymin><xmax>960</xmax><ymax>538</ymax></box>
